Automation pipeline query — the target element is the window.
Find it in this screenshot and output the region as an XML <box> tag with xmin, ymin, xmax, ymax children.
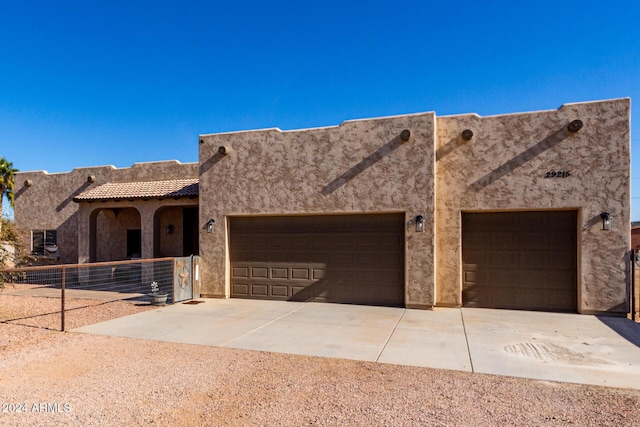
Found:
<box><xmin>31</xmin><ymin>230</ymin><xmax>58</xmax><ymax>256</ymax></box>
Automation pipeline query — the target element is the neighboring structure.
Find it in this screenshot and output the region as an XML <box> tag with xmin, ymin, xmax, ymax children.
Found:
<box><xmin>14</xmin><ymin>98</ymin><xmax>631</xmax><ymax>315</ymax></box>
<box><xmin>632</xmin><ymin>221</ymin><xmax>640</xmax><ymax>249</ymax></box>
<box><xmin>15</xmin><ymin>161</ymin><xmax>199</xmax><ymax>265</ymax></box>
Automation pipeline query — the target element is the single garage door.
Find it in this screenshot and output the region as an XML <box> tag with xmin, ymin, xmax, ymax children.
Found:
<box><xmin>230</xmin><ymin>214</ymin><xmax>405</xmax><ymax>306</ymax></box>
<box><xmin>462</xmin><ymin>211</ymin><xmax>577</xmax><ymax>312</ymax></box>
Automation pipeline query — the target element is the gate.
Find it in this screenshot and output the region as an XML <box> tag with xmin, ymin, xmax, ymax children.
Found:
<box><xmin>172</xmin><ymin>256</ymin><xmax>200</xmax><ymax>303</ymax></box>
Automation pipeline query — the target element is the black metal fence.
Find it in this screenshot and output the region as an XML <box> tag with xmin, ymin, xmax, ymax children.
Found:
<box><xmin>0</xmin><ymin>258</ymin><xmax>176</xmax><ymax>331</ymax></box>
<box><xmin>633</xmin><ymin>249</ymin><xmax>639</xmax><ymax>322</ymax></box>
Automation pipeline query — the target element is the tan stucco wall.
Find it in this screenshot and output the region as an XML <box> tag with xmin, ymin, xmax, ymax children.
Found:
<box><xmin>95</xmin><ymin>208</ymin><xmax>140</xmax><ymax>261</ymax></box>
<box><xmin>157</xmin><ymin>207</ymin><xmax>185</xmax><ymax>258</ymax></box>
<box><xmin>435</xmin><ymin>98</ymin><xmax>630</xmax><ymax>314</ymax></box>
<box><xmin>198</xmin><ymin>113</ymin><xmax>436</xmax><ymax>307</ymax></box>
<box><xmin>15</xmin><ymin>161</ymin><xmax>198</xmax><ymax>264</ymax></box>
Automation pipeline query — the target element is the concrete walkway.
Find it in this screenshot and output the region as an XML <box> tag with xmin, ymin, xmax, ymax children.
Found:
<box><xmin>73</xmin><ymin>299</ymin><xmax>640</xmax><ymax>390</ymax></box>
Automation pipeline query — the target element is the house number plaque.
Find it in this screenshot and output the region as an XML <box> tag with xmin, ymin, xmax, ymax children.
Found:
<box><xmin>544</xmin><ymin>170</ymin><xmax>571</xmax><ymax>178</ymax></box>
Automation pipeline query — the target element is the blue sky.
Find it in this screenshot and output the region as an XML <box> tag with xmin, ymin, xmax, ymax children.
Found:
<box><xmin>1</xmin><ymin>1</ymin><xmax>639</xmax><ymax>219</ymax></box>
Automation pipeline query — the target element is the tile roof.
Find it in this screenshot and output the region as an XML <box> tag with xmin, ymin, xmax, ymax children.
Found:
<box><xmin>73</xmin><ymin>179</ymin><xmax>199</xmax><ymax>202</ymax></box>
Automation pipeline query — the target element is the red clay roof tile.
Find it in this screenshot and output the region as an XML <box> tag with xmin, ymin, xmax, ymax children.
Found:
<box><xmin>73</xmin><ymin>179</ymin><xmax>198</xmax><ymax>202</ymax></box>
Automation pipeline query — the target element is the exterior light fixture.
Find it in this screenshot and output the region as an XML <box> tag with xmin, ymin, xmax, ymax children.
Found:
<box><xmin>415</xmin><ymin>215</ymin><xmax>425</xmax><ymax>232</ymax></box>
<box><xmin>568</xmin><ymin>120</ymin><xmax>583</xmax><ymax>132</ymax></box>
<box><xmin>206</xmin><ymin>219</ymin><xmax>215</xmax><ymax>233</ymax></box>
<box><xmin>166</xmin><ymin>225</ymin><xmax>174</xmax><ymax>235</ymax></box>
<box><xmin>600</xmin><ymin>212</ymin><xmax>612</xmax><ymax>231</ymax></box>
<box><xmin>400</xmin><ymin>129</ymin><xmax>411</xmax><ymax>142</ymax></box>
<box><xmin>461</xmin><ymin>129</ymin><xmax>474</xmax><ymax>141</ymax></box>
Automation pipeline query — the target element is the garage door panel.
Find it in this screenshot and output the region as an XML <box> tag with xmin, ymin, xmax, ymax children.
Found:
<box><xmin>250</xmin><ymin>284</ymin><xmax>269</xmax><ymax>296</ymax></box>
<box><xmin>312</xmin><ymin>268</ymin><xmax>326</xmax><ymax>280</ymax></box>
<box><xmin>251</xmin><ymin>267</ymin><xmax>269</xmax><ymax>278</ymax></box>
<box><xmin>270</xmin><ymin>285</ymin><xmax>289</xmax><ymax>297</ymax></box>
<box><xmin>271</xmin><ymin>268</ymin><xmax>289</xmax><ymax>279</ymax></box>
<box><xmin>232</xmin><ymin>267</ymin><xmax>250</xmax><ymax>278</ymax></box>
<box><xmin>230</xmin><ymin>214</ymin><xmax>404</xmax><ymax>306</ymax></box>
<box><xmin>233</xmin><ymin>283</ymin><xmax>249</xmax><ymax>296</ymax></box>
<box><xmin>291</xmin><ymin>268</ymin><xmax>311</xmax><ymax>280</ymax></box>
<box><xmin>462</xmin><ymin>211</ymin><xmax>577</xmax><ymax>312</ymax></box>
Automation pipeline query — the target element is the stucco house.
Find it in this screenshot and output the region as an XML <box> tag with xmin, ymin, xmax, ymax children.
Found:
<box><xmin>14</xmin><ymin>98</ymin><xmax>631</xmax><ymax>315</ymax></box>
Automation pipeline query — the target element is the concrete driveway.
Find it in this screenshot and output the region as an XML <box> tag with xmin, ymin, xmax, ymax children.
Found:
<box><xmin>73</xmin><ymin>299</ymin><xmax>640</xmax><ymax>390</ymax></box>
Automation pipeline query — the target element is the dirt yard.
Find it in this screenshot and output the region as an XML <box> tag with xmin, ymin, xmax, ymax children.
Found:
<box><xmin>1</xmin><ymin>285</ymin><xmax>640</xmax><ymax>426</ymax></box>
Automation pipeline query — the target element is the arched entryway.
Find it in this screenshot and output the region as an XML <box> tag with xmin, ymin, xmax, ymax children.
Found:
<box><xmin>153</xmin><ymin>206</ymin><xmax>199</xmax><ymax>258</ymax></box>
<box><xmin>89</xmin><ymin>207</ymin><xmax>142</xmax><ymax>262</ymax></box>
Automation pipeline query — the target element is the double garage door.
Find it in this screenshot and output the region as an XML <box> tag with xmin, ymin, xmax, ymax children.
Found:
<box><xmin>230</xmin><ymin>214</ymin><xmax>405</xmax><ymax>306</ymax></box>
<box><xmin>462</xmin><ymin>211</ymin><xmax>577</xmax><ymax>312</ymax></box>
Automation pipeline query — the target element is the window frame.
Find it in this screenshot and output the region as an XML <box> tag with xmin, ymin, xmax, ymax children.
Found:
<box><xmin>31</xmin><ymin>229</ymin><xmax>58</xmax><ymax>256</ymax></box>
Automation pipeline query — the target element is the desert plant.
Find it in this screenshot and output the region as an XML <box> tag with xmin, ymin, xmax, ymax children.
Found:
<box><xmin>0</xmin><ymin>157</ymin><xmax>18</xmax><ymax>234</ymax></box>
<box><xmin>0</xmin><ymin>219</ymin><xmax>37</xmax><ymax>267</ymax></box>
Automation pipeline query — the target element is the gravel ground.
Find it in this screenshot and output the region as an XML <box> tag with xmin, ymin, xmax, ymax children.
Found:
<box><xmin>1</xmin><ymin>286</ymin><xmax>640</xmax><ymax>426</ymax></box>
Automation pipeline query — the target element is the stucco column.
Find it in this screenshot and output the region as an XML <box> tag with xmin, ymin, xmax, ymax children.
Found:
<box><xmin>77</xmin><ymin>204</ymin><xmax>91</xmax><ymax>264</ymax></box>
<box><xmin>139</xmin><ymin>206</ymin><xmax>155</xmax><ymax>259</ymax></box>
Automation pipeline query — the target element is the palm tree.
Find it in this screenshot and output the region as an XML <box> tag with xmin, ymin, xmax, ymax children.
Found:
<box><xmin>0</xmin><ymin>157</ymin><xmax>18</xmax><ymax>235</ymax></box>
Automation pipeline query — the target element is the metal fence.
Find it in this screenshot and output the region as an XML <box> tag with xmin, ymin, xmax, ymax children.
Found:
<box><xmin>633</xmin><ymin>250</ymin><xmax>640</xmax><ymax>322</ymax></box>
<box><xmin>0</xmin><ymin>257</ymin><xmax>176</xmax><ymax>331</ymax></box>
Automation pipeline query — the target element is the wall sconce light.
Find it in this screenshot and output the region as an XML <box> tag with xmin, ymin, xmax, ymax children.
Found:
<box><xmin>461</xmin><ymin>129</ymin><xmax>474</xmax><ymax>141</ymax></box>
<box><xmin>166</xmin><ymin>225</ymin><xmax>174</xmax><ymax>235</ymax></box>
<box><xmin>600</xmin><ymin>212</ymin><xmax>612</xmax><ymax>231</ymax></box>
<box><xmin>206</xmin><ymin>219</ymin><xmax>215</xmax><ymax>233</ymax></box>
<box><xmin>568</xmin><ymin>119</ymin><xmax>583</xmax><ymax>132</ymax></box>
<box><xmin>415</xmin><ymin>215</ymin><xmax>425</xmax><ymax>232</ymax></box>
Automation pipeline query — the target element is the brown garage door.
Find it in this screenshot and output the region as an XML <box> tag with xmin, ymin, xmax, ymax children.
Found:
<box><xmin>462</xmin><ymin>211</ymin><xmax>577</xmax><ymax>312</ymax></box>
<box><xmin>230</xmin><ymin>214</ymin><xmax>405</xmax><ymax>306</ymax></box>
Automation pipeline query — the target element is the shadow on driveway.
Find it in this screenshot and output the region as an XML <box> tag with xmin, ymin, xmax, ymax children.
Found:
<box><xmin>596</xmin><ymin>315</ymin><xmax>640</xmax><ymax>348</ymax></box>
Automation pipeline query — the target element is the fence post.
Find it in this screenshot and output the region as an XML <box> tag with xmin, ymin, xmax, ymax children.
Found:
<box><xmin>61</xmin><ymin>267</ymin><xmax>66</xmax><ymax>332</ymax></box>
